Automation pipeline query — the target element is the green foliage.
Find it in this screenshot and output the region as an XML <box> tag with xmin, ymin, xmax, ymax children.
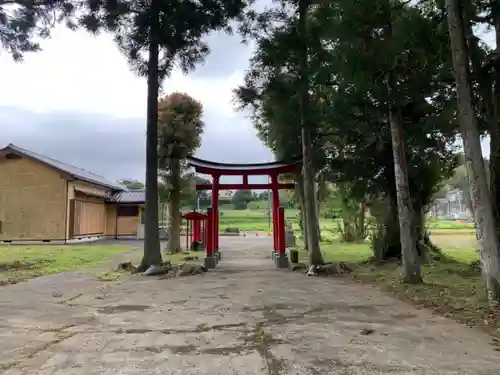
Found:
<box><xmin>333</xmin><ymin>183</ymin><xmax>367</xmax><ymax>242</ymax></box>
<box><xmin>158</xmin><ymin>92</ymin><xmax>204</xmax><ymax>163</ymax></box>
<box><xmin>236</xmin><ymin>0</ymin><xmax>459</xmax><ymax>261</ymax></box>
<box><xmin>232</xmin><ymin>190</ymin><xmax>253</xmax><ymax>210</ymax></box>
<box><xmin>78</xmin><ymin>0</ymin><xmax>253</xmax><ymax>80</ymax></box>
<box><xmin>0</xmin><ymin>0</ymin><xmax>76</xmax><ymax>60</ymax></box>
<box><xmin>119</xmin><ymin>179</ymin><xmax>145</xmax><ymax>190</ymax></box>
<box><xmin>157</xmin><ymin>93</ymin><xmax>205</xmax><ymax>201</ymax></box>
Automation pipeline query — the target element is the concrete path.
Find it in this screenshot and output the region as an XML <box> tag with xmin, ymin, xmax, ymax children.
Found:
<box><xmin>0</xmin><ymin>237</ymin><xmax>499</xmax><ymax>375</ymax></box>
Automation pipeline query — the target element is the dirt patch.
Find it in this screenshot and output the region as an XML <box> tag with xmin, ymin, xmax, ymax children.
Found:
<box><xmin>250</xmin><ymin>322</ymin><xmax>286</xmax><ymax>375</ymax></box>
<box><xmin>201</xmin><ymin>346</ymin><xmax>252</xmax><ymax>356</ymax></box>
<box><xmin>390</xmin><ymin>312</ymin><xmax>418</xmax><ymax>320</ymax></box>
<box><xmin>97</xmin><ymin>305</ymin><xmax>150</xmax><ymax>314</ymax></box>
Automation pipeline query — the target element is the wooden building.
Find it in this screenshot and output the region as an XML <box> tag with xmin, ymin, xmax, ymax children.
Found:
<box><xmin>0</xmin><ymin>144</ymin><xmax>145</xmax><ymax>243</ymax></box>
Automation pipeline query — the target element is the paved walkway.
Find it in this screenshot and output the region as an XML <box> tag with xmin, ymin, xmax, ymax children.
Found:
<box><xmin>0</xmin><ymin>237</ymin><xmax>499</xmax><ymax>375</ymax></box>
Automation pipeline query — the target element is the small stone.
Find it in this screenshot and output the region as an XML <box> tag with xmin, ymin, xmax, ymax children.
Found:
<box><xmin>52</xmin><ymin>292</ymin><xmax>63</xmax><ymax>298</ymax></box>
<box><xmin>307</xmin><ymin>265</ymin><xmax>318</xmax><ymax>276</ymax></box>
<box><xmin>143</xmin><ymin>263</ymin><xmax>172</xmax><ymax>276</ymax></box>
<box><xmin>176</xmin><ymin>264</ymin><xmax>206</xmax><ymax>277</ymax></box>
<box><xmin>314</xmin><ymin>262</ymin><xmax>353</xmax><ymax>276</ymax></box>
<box><xmin>360</xmin><ymin>328</ymin><xmax>375</xmax><ymax>335</ymax></box>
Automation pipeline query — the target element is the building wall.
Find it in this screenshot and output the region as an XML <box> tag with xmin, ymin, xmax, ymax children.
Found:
<box><xmin>431</xmin><ymin>189</ymin><xmax>472</xmax><ymax>219</ymax></box>
<box><xmin>116</xmin><ymin>205</ymin><xmax>143</xmax><ymax>236</ymax></box>
<box><xmin>67</xmin><ymin>181</ymin><xmax>109</xmax><ymax>238</ymax></box>
<box><xmin>105</xmin><ymin>205</ymin><xmax>117</xmax><ymax>236</ymax></box>
<box><xmin>117</xmin><ymin>217</ymin><xmax>139</xmax><ymax>235</ymax></box>
<box><xmin>0</xmin><ymin>156</ymin><xmax>66</xmax><ymax>240</ymax></box>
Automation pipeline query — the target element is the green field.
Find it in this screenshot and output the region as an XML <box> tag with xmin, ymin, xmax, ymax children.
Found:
<box><xmin>215</xmin><ymin>209</ymin><xmax>476</xmax><ymax>234</ymax></box>
<box><xmin>427</xmin><ymin>219</ymin><xmax>474</xmax><ymax>230</ymax></box>
<box><xmin>218</xmin><ymin>208</ymin><xmax>299</xmax><ymax>232</ymax></box>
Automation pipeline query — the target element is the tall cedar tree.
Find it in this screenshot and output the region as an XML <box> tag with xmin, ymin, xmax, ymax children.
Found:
<box><xmin>237</xmin><ymin>0</ymin><xmax>458</xmax><ymax>275</ymax></box>
<box><xmin>446</xmin><ymin>0</ymin><xmax>500</xmax><ymax>306</ymax></box>
<box><xmin>235</xmin><ymin>1</ymin><xmax>326</xmax><ymax>264</ymax></box>
<box><xmin>158</xmin><ymin>92</ymin><xmax>204</xmax><ymax>253</ymax></box>
<box><xmin>297</xmin><ymin>0</ymin><xmax>324</xmax><ymax>266</ymax></box>
<box><xmin>76</xmin><ymin>0</ymin><xmax>252</xmax><ymax>271</ymax></box>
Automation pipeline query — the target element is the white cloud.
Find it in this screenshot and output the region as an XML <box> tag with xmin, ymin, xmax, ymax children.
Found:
<box><xmin>0</xmin><ymin>27</ymin><xmax>244</xmax><ymax>119</ymax></box>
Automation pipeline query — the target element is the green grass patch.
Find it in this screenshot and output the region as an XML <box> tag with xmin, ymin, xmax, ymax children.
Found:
<box><xmin>218</xmin><ymin>208</ymin><xmax>299</xmax><ymax>232</ymax></box>
<box><xmin>0</xmin><ymin>244</ymin><xmax>133</xmax><ymax>283</ymax></box>
<box><xmin>427</xmin><ymin>220</ymin><xmax>474</xmax><ymax>230</ymax></box>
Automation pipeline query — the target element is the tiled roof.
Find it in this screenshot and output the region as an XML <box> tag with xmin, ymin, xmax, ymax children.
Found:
<box><xmin>0</xmin><ymin>143</ymin><xmax>125</xmax><ymax>191</ymax></box>
<box><xmin>112</xmin><ymin>190</ymin><xmax>145</xmax><ymax>203</ymax></box>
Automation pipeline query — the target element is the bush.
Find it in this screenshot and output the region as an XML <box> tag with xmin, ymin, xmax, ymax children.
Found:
<box><xmin>224</xmin><ymin>227</ymin><xmax>240</xmax><ymax>234</ymax></box>
<box><xmin>233</xmin><ymin>201</ymin><xmax>248</xmax><ymax>210</ymax></box>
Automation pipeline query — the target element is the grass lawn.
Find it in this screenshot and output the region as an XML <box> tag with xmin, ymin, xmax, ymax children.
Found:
<box><xmin>297</xmin><ymin>232</ymin><xmax>500</xmax><ymax>337</ymax></box>
<box><xmin>0</xmin><ymin>244</ymin><xmax>134</xmax><ymax>284</ymax></box>
<box><xmin>427</xmin><ymin>220</ymin><xmax>474</xmax><ymax>230</ymax></box>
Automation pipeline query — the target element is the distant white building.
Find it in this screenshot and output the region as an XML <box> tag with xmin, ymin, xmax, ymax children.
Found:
<box><xmin>431</xmin><ymin>189</ymin><xmax>472</xmax><ymax>220</ymax></box>
<box><xmin>218</xmin><ymin>190</ymin><xmax>233</xmax><ymax>202</ymax></box>
<box><xmin>207</xmin><ymin>189</ymin><xmax>233</xmax><ymax>202</ymax></box>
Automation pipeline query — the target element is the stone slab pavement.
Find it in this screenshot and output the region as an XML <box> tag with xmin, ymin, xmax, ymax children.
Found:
<box><xmin>0</xmin><ymin>237</ymin><xmax>499</xmax><ymax>375</ymax></box>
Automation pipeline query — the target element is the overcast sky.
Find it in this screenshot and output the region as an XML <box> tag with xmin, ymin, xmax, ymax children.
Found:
<box><xmin>0</xmin><ymin>13</ymin><xmax>496</xmax><ymax>186</ymax></box>
<box><xmin>0</xmin><ymin>25</ymin><xmax>273</xmax><ymax>185</ymax></box>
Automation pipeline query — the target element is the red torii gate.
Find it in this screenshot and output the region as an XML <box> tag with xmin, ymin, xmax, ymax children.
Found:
<box><xmin>187</xmin><ymin>156</ymin><xmax>300</xmax><ymax>269</ymax></box>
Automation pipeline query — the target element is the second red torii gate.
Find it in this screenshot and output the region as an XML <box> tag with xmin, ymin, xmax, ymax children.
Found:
<box><xmin>187</xmin><ymin>156</ymin><xmax>300</xmax><ymax>269</ymax></box>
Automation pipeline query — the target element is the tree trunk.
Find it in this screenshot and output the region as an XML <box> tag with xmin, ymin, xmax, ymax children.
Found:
<box><xmin>302</xmin><ymin>132</ymin><xmax>323</xmax><ymax>265</ymax></box>
<box><xmin>298</xmin><ymin>0</ymin><xmax>323</xmax><ymax>266</ymax></box>
<box><xmin>358</xmin><ymin>201</ymin><xmax>366</xmax><ymax>239</ymax></box>
<box><xmin>372</xmin><ymin>196</ymin><xmax>401</xmax><ymax>261</ymax></box>
<box><xmin>463</xmin><ymin>2</ymin><xmax>500</xmax><ymax>238</ymax></box>
<box><xmin>295</xmin><ymin>170</ymin><xmax>309</xmax><ymax>250</ymax></box>
<box><xmin>384</xmin><ymin>3</ymin><xmax>421</xmax><ymax>283</ymax></box>
<box><xmin>138</xmin><ymin>3</ymin><xmax>163</xmax><ymax>271</ymax></box>
<box><xmin>313</xmin><ymin>179</ymin><xmax>322</xmax><ymax>242</ymax></box>
<box><xmin>388</xmin><ymin>100</ymin><xmax>421</xmax><ymax>283</ymax></box>
<box><xmin>446</xmin><ymin>0</ymin><xmax>500</xmax><ymax>306</ymax></box>
<box><xmin>168</xmin><ymin>159</ymin><xmax>182</xmax><ymax>252</ymax></box>
<box><xmin>489</xmin><ymin>121</ymin><xmax>500</xmax><ymax>233</ymax></box>
<box><xmin>489</xmin><ymin>16</ymin><xmax>500</xmax><ymax>238</ymax></box>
